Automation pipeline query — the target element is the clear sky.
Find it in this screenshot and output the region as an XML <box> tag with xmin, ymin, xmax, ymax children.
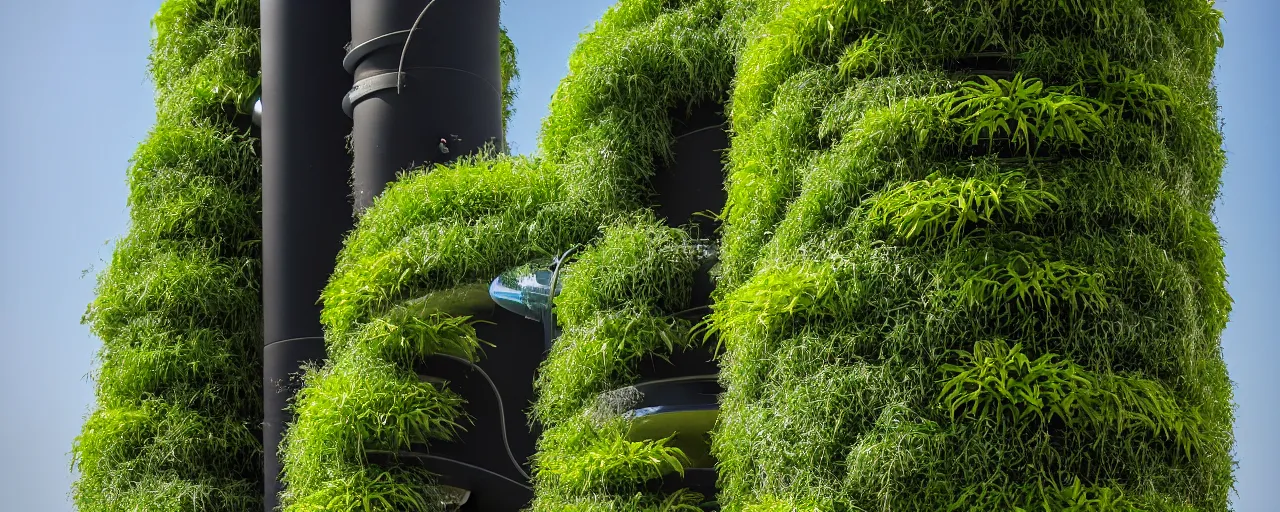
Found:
<box><xmin>0</xmin><ymin>1</ymin><xmax>1274</xmax><ymax>510</ymax></box>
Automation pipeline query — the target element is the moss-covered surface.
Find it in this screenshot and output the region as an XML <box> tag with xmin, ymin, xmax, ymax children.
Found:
<box><xmin>71</xmin><ymin>1</ymin><xmax>264</xmax><ymax>510</ymax></box>
<box><xmin>281</xmin><ymin>0</ymin><xmax>1234</xmax><ymax>510</ymax></box>
<box><xmin>713</xmin><ymin>0</ymin><xmax>1233</xmax><ymax>510</ymax></box>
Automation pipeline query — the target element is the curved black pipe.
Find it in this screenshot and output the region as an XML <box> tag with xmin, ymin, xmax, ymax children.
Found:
<box><xmin>261</xmin><ymin>1</ymin><xmax>354</xmax><ymax>510</ymax></box>
<box><xmin>424</xmin><ymin>352</ymin><xmax>532</xmax><ymax>481</ymax></box>
<box><xmin>346</xmin><ymin>0</ymin><xmax>504</xmax><ymax>212</ymax></box>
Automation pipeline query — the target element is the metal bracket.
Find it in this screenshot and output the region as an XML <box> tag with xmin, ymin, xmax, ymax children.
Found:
<box><xmin>341</xmin><ymin>72</ymin><xmax>405</xmax><ymax>118</ymax></box>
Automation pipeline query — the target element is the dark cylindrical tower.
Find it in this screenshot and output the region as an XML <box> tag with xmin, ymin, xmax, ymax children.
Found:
<box><xmin>344</xmin><ymin>0</ymin><xmax>504</xmax><ymax>211</ymax></box>
<box><xmin>260</xmin><ymin>1</ymin><xmax>354</xmax><ymax>510</ymax></box>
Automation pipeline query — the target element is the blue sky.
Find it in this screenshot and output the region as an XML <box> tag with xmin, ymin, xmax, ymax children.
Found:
<box><xmin>0</xmin><ymin>0</ymin><xmax>1274</xmax><ymax>510</ymax></box>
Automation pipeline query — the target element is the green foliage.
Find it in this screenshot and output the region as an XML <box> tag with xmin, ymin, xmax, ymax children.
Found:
<box><xmin>72</xmin><ymin>0</ymin><xmax>263</xmax><ymax>510</ymax></box>
<box><xmin>531</xmin><ymin>218</ymin><xmax>713</xmax><ymax>505</ymax></box>
<box><xmin>945</xmin><ymin>75</ymin><xmax>1107</xmax><ymax>153</ymax></box>
<box><xmin>291</xmin><ymin>355</ymin><xmax>467</xmax><ymax>459</ymax></box>
<box><xmin>352</xmin><ymin>312</ymin><xmax>484</xmax><ymax>367</ymax></box>
<box><xmin>554</xmin><ymin>217</ymin><xmax>701</xmax><ymax>327</ymax></box>
<box><xmin>537</xmin><ymin>0</ymin><xmax>737</xmax><ymax>208</ymax></box>
<box><xmin>279</xmin><ymin>355</ymin><xmax>468</xmax><ymax>510</ymax></box>
<box><xmin>514</xmin><ymin>10</ymin><xmax>742</xmax><ymax>502</ymax></box>
<box><xmin>279</xmin><ymin>154</ymin><xmax>587</xmax><ymax>511</ymax></box>
<box><xmin>70</xmin><ymin>476</ymin><xmax>261</xmax><ymax>512</ymax></box>
<box><xmin>864</xmin><ymin>171</ymin><xmax>1060</xmax><ymax>245</ymax></box>
<box><xmin>281</xmin><ymin>1</ymin><xmax>739</xmax><ymax>509</ymax></box>
<box><xmin>278</xmin><ymin>1</ymin><xmax>1234</xmax><ymax>511</ymax></box>
<box><xmin>282</xmin><ymin>462</ymin><xmax>447</xmax><ymax>512</ymax></box>
<box><xmin>500</xmin><ymin>26</ymin><xmax>521</xmax><ymax>132</ymax></box>
<box><xmin>944</xmin><ymin>248</ymin><xmax>1110</xmax><ymax>314</ymax></box>
<box><xmin>948</xmin><ymin>476</ymin><xmax>1189</xmax><ymax>512</ymax></box>
<box><xmin>535</xmin><ymin>310</ymin><xmax>696</xmax><ymax>426</ymax></box>
<box><xmin>319</xmin><ymin>155</ymin><xmax>598</xmax><ymax>338</ymax></box>
<box><xmin>529</xmin><ymin>489</ymin><xmax>707</xmax><ymax>512</ymax></box>
<box><xmin>536</xmin><ymin>417</ymin><xmax>690</xmax><ymax>494</ymax></box>
<box><xmin>93</xmin><ymin>323</ymin><xmax>259</xmax><ymax>413</ymax></box>
<box><xmin>74</xmin><ymin>400</ymin><xmax>259</xmax><ymax>481</ymax></box>
<box><xmin>714</xmin><ymin>0</ymin><xmax>1233</xmax><ymax>510</ymax></box>
<box><xmin>941</xmin><ymin>340</ymin><xmax>1204</xmax><ymax>458</ymax></box>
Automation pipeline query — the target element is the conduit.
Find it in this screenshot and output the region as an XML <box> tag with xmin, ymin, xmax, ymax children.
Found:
<box><xmin>260</xmin><ymin>1</ymin><xmax>354</xmax><ymax>511</ymax></box>
<box><xmin>345</xmin><ymin>0</ymin><xmax>504</xmax><ymax>212</ymax></box>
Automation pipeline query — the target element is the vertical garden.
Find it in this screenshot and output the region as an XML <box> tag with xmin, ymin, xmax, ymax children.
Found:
<box><xmin>74</xmin><ymin>0</ymin><xmax>1234</xmax><ymax>511</ymax></box>
<box><xmin>278</xmin><ymin>0</ymin><xmax>739</xmax><ymax>507</ymax></box>
<box><xmin>72</xmin><ymin>0</ymin><xmax>265</xmax><ymax>510</ymax></box>
<box><xmin>714</xmin><ymin>0</ymin><xmax>1233</xmax><ymax>510</ymax></box>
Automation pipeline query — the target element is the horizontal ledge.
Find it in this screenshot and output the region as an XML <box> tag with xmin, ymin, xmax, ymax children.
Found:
<box><xmin>619</xmin><ymin>375</ymin><xmax>722</xmax><ymax>469</ymax></box>
<box><xmin>627</xmin><ymin>374</ymin><xmax>722</xmax><ymax>410</ymax></box>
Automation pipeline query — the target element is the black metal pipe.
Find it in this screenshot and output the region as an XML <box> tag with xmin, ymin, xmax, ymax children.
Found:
<box><xmin>261</xmin><ymin>1</ymin><xmax>354</xmax><ymax>510</ymax></box>
<box><xmin>345</xmin><ymin>0</ymin><xmax>504</xmax><ymax>212</ymax></box>
<box><xmin>651</xmin><ymin>103</ymin><xmax>730</xmax><ymax>237</ymax></box>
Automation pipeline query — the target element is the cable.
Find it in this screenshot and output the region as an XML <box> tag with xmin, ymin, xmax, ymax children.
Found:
<box><xmin>365</xmin><ymin>450</ymin><xmax>534</xmax><ymax>491</ymax></box>
<box><xmin>674</xmin><ymin>122</ymin><xmax>728</xmax><ymax>140</ymax></box>
<box><xmin>543</xmin><ymin>245</ymin><xmax>581</xmax><ymax>349</ymax></box>
<box><xmin>398</xmin><ymin>0</ymin><xmax>444</xmax><ymax>94</ymax></box>
<box><xmin>669</xmin><ymin>305</ymin><xmax>712</xmax><ymax>318</ymax></box>
<box><xmin>433</xmin><ymin>353</ymin><xmax>532</xmax><ymax>481</ymax></box>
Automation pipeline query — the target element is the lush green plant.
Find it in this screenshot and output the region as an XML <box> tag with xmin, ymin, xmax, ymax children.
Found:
<box><xmin>531</xmin><ymin>216</ymin><xmax>711</xmax><ymax>508</ymax></box>
<box><xmin>75</xmin><ymin>3</ymin><xmax>522</xmax><ymax>511</ymax></box>
<box><xmin>712</xmin><ymin>1</ymin><xmax>1233</xmax><ymax>511</ymax></box>
<box><xmin>863</xmin><ymin>171</ymin><xmax>1060</xmax><ymax>245</ymax></box>
<box><xmin>501</xmin><ymin>26</ymin><xmax>520</xmax><ymax>131</ymax></box>
<box><xmin>71</xmin><ymin>1</ymin><xmax>264</xmax><ymax>510</ymax></box>
<box><xmin>280</xmin><ymin>0</ymin><xmax>1234</xmax><ymax>510</ymax></box>
<box><xmin>280</xmin><ymin>0</ymin><xmax>744</xmax><ymax>509</ymax></box>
